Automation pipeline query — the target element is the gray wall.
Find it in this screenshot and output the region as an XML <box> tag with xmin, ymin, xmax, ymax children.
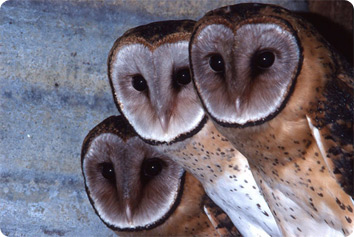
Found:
<box><xmin>0</xmin><ymin>1</ymin><xmax>308</xmax><ymax>236</ymax></box>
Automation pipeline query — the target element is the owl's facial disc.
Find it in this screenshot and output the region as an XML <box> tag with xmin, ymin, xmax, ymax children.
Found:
<box><xmin>110</xmin><ymin>41</ymin><xmax>205</xmax><ymax>144</ymax></box>
<box><xmin>190</xmin><ymin>19</ymin><xmax>301</xmax><ymax>127</ymax></box>
<box><xmin>83</xmin><ymin>133</ymin><xmax>185</xmax><ymax>230</ymax></box>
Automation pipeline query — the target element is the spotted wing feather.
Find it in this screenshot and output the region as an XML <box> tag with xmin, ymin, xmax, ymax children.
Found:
<box><xmin>306</xmin><ymin>55</ymin><xmax>353</xmax><ymax>197</ymax></box>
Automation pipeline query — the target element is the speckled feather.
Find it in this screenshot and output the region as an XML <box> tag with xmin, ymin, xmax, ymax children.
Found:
<box><xmin>107</xmin><ymin>20</ymin><xmax>281</xmax><ymax>237</ymax></box>
<box><xmin>81</xmin><ymin>116</ymin><xmax>239</xmax><ymax>236</ymax></box>
<box><xmin>159</xmin><ymin>120</ymin><xmax>281</xmax><ymax>237</ymax></box>
<box><xmin>190</xmin><ymin>3</ymin><xmax>354</xmax><ymax>236</ymax></box>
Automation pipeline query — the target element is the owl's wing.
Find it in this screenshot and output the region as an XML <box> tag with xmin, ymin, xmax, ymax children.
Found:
<box><xmin>202</xmin><ymin>196</ymin><xmax>241</xmax><ymax>237</ymax></box>
<box><xmin>306</xmin><ymin>68</ymin><xmax>353</xmax><ymax>197</ymax></box>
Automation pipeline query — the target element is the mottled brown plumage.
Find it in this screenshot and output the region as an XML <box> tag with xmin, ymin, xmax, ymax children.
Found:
<box><xmin>190</xmin><ymin>3</ymin><xmax>353</xmax><ymax>236</ymax></box>
<box><xmin>81</xmin><ymin>116</ymin><xmax>239</xmax><ymax>236</ymax></box>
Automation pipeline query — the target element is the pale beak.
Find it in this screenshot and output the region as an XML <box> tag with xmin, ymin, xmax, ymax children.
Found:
<box><xmin>125</xmin><ymin>203</ymin><xmax>133</xmax><ymax>225</ymax></box>
<box><xmin>158</xmin><ymin>111</ymin><xmax>170</xmax><ymax>133</ymax></box>
<box><xmin>235</xmin><ymin>97</ymin><xmax>241</xmax><ymax>113</ymax></box>
<box><xmin>151</xmin><ymin>84</ymin><xmax>173</xmax><ymax>133</ymax></box>
<box><xmin>122</xmin><ymin>182</ymin><xmax>134</xmax><ymax>225</ymax></box>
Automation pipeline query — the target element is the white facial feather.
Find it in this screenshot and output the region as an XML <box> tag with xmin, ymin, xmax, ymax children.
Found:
<box><xmin>83</xmin><ymin>133</ymin><xmax>184</xmax><ymax>229</ymax></box>
<box><xmin>192</xmin><ymin>23</ymin><xmax>300</xmax><ymax>125</ymax></box>
<box><xmin>111</xmin><ymin>42</ymin><xmax>204</xmax><ymax>143</ymax></box>
<box><xmin>231</xmin><ymin>24</ymin><xmax>299</xmax><ymax>123</ymax></box>
<box><xmin>193</xmin><ymin>24</ymin><xmax>235</xmax><ymax>119</ymax></box>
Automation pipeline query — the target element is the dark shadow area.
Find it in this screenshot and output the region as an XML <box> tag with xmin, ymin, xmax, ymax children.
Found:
<box><xmin>297</xmin><ymin>6</ymin><xmax>354</xmax><ymax>65</ymax></box>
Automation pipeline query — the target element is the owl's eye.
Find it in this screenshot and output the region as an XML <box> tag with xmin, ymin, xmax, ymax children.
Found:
<box><xmin>175</xmin><ymin>68</ymin><xmax>191</xmax><ymax>85</ymax></box>
<box><xmin>132</xmin><ymin>74</ymin><xmax>147</xmax><ymax>91</ymax></box>
<box><xmin>100</xmin><ymin>162</ymin><xmax>116</xmax><ymax>184</ymax></box>
<box><xmin>209</xmin><ymin>54</ymin><xmax>225</xmax><ymax>73</ymax></box>
<box><xmin>142</xmin><ymin>158</ymin><xmax>163</xmax><ymax>177</ymax></box>
<box><xmin>254</xmin><ymin>51</ymin><xmax>275</xmax><ymax>69</ymax></box>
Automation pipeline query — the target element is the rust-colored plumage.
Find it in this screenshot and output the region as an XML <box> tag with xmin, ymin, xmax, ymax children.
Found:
<box><xmin>190</xmin><ymin>3</ymin><xmax>353</xmax><ymax>236</ymax></box>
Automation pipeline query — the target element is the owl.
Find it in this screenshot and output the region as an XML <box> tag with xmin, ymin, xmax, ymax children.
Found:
<box><xmin>189</xmin><ymin>3</ymin><xmax>354</xmax><ymax>236</ymax></box>
<box><xmin>81</xmin><ymin>116</ymin><xmax>240</xmax><ymax>236</ymax></box>
<box><xmin>108</xmin><ymin>20</ymin><xmax>281</xmax><ymax>236</ymax></box>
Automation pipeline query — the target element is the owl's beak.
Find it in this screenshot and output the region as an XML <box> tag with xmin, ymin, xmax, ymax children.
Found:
<box><xmin>125</xmin><ymin>201</ymin><xmax>133</xmax><ymax>225</ymax></box>
<box><xmin>155</xmin><ymin>104</ymin><xmax>172</xmax><ymax>133</ymax></box>
<box><xmin>123</xmin><ymin>198</ymin><xmax>134</xmax><ymax>226</ymax></box>
<box><xmin>152</xmin><ymin>86</ymin><xmax>173</xmax><ymax>133</ymax></box>
<box><xmin>158</xmin><ymin>112</ymin><xmax>170</xmax><ymax>133</ymax></box>
<box><xmin>151</xmin><ymin>82</ymin><xmax>174</xmax><ymax>132</ymax></box>
<box><xmin>122</xmin><ymin>185</ymin><xmax>134</xmax><ymax>225</ymax></box>
<box><xmin>235</xmin><ymin>97</ymin><xmax>241</xmax><ymax>113</ymax></box>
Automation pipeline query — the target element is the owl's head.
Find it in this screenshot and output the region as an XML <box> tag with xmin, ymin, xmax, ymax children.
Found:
<box><xmin>189</xmin><ymin>3</ymin><xmax>311</xmax><ymax>127</ymax></box>
<box><xmin>108</xmin><ymin>20</ymin><xmax>207</xmax><ymax>145</ymax></box>
<box><xmin>81</xmin><ymin>116</ymin><xmax>185</xmax><ymax>231</ymax></box>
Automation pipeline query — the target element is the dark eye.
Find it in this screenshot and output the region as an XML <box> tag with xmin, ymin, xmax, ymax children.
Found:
<box><xmin>132</xmin><ymin>74</ymin><xmax>147</xmax><ymax>91</ymax></box>
<box><xmin>100</xmin><ymin>162</ymin><xmax>116</xmax><ymax>184</ymax></box>
<box><xmin>255</xmin><ymin>51</ymin><xmax>275</xmax><ymax>69</ymax></box>
<box><xmin>142</xmin><ymin>158</ymin><xmax>163</xmax><ymax>177</ymax></box>
<box><xmin>175</xmin><ymin>68</ymin><xmax>191</xmax><ymax>85</ymax></box>
<box><xmin>209</xmin><ymin>54</ymin><xmax>225</xmax><ymax>73</ymax></box>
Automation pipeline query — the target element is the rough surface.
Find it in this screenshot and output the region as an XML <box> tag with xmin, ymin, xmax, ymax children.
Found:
<box><xmin>0</xmin><ymin>0</ymin><xmax>308</xmax><ymax>236</ymax></box>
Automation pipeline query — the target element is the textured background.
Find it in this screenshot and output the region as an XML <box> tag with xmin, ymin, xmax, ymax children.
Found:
<box><xmin>0</xmin><ymin>0</ymin><xmax>351</xmax><ymax>236</ymax></box>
